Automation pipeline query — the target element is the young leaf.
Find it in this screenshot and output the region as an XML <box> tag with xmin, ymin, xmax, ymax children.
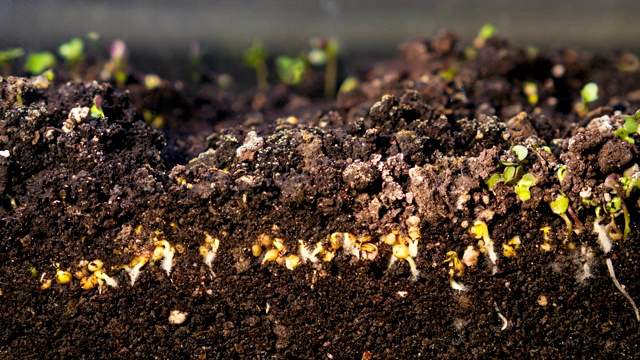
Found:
<box><xmin>550</xmin><ymin>193</ymin><xmax>569</xmax><ymax>215</ymax></box>
<box><xmin>485</xmin><ymin>173</ymin><xmax>505</xmax><ymax>188</ymax></box>
<box><xmin>25</xmin><ymin>52</ymin><xmax>57</xmax><ymax>75</ymax></box>
<box><xmin>58</xmin><ymin>37</ymin><xmax>84</xmax><ymax>63</ymax></box>
<box><xmin>510</xmin><ymin>145</ymin><xmax>528</xmax><ymax>161</ymax></box>
<box><xmin>624</xmin><ymin>115</ymin><xmax>638</xmax><ymax>134</ymax></box>
<box><xmin>515</xmin><ymin>173</ymin><xmax>536</xmax><ymax>201</ymax></box>
<box><xmin>581</xmin><ymin>82</ymin><xmax>599</xmax><ymax>104</ymax></box>
<box><xmin>557</xmin><ymin>165</ymin><xmax>567</xmax><ymax>183</ymax></box>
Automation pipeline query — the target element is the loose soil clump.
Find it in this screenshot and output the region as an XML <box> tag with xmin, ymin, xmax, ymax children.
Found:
<box><xmin>1</xmin><ymin>30</ymin><xmax>640</xmax><ymax>358</ymax></box>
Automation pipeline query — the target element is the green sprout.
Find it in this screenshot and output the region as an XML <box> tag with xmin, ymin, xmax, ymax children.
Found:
<box><xmin>580</xmin><ymin>82</ymin><xmax>599</xmax><ymax>113</ymax></box>
<box><xmin>90</xmin><ymin>95</ymin><xmax>105</xmax><ymax>119</ymax></box>
<box><xmin>515</xmin><ymin>173</ymin><xmax>536</xmax><ymax>201</ymax></box>
<box><xmin>338</xmin><ymin>76</ymin><xmax>359</xmax><ymax>95</ymax></box>
<box><xmin>58</xmin><ymin>37</ymin><xmax>84</xmax><ymax>64</ymax></box>
<box><xmin>614</xmin><ymin>110</ymin><xmax>640</xmax><ymax>144</ymax></box>
<box><xmin>309</xmin><ymin>38</ymin><xmax>339</xmax><ymax>98</ymax></box>
<box><xmin>25</xmin><ymin>51</ymin><xmax>57</xmax><ymax>75</ymax></box>
<box><xmin>244</xmin><ymin>40</ymin><xmax>269</xmax><ymax>92</ymax></box>
<box><xmin>275</xmin><ymin>56</ymin><xmax>306</xmax><ymax>85</ymax></box>
<box><xmin>523</xmin><ymin>81</ymin><xmax>539</xmax><ymax>105</ymax></box>
<box><xmin>473</xmin><ymin>23</ymin><xmax>497</xmax><ymax>48</ymax></box>
<box><xmin>0</xmin><ymin>47</ymin><xmax>24</xmax><ymax>63</ymax></box>
<box><xmin>0</xmin><ymin>48</ymin><xmax>24</xmax><ymax>74</ymax></box>
<box><xmin>488</xmin><ymin>145</ymin><xmax>526</xmax><ymax>184</ymax></box>
<box><xmin>549</xmin><ymin>192</ymin><xmax>572</xmax><ymax>242</ymax></box>
<box><xmin>557</xmin><ymin>164</ymin><xmax>567</xmax><ymax>183</ymax></box>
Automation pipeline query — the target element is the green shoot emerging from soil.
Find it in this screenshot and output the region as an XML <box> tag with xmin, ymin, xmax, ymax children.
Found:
<box><xmin>473</xmin><ymin>23</ymin><xmax>497</xmax><ymax>48</ymax></box>
<box><xmin>58</xmin><ymin>37</ymin><xmax>84</xmax><ymax>64</ymax></box>
<box><xmin>244</xmin><ymin>40</ymin><xmax>269</xmax><ymax>92</ymax></box>
<box><xmin>486</xmin><ymin>145</ymin><xmax>536</xmax><ymax>201</ymax></box>
<box><xmin>309</xmin><ymin>37</ymin><xmax>339</xmax><ymax>98</ymax></box>
<box><xmin>25</xmin><ymin>51</ymin><xmax>57</xmax><ymax>75</ymax></box>
<box><xmin>90</xmin><ymin>95</ymin><xmax>105</xmax><ymax>119</ymax></box>
<box><xmin>275</xmin><ymin>56</ymin><xmax>306</xmax><ymax>85</ymax></box>
<box><xmin>0</xmin><ymin>47</ymin><xmax>24</xmax><ymax>74</ymax></box>
<box><xmin>580</xmin><ymin>82</ymin><xmax>598</xmax><ymax>113</ymax></box>
<box><xmin>523</xmin><ymin>81</ymin><xmax>538</xmax><ymax>105</ymax></box>
<box><xmin>614</xmin><ymin>110</ymin><xmax>640</xmax><ymax>144</ymax></box>
<box><xmin>549</xmin><ymin>192</ymin><xmax>572</xmax><ymax>242</ymax></box>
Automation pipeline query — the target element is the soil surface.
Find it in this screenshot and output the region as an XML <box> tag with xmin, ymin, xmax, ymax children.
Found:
<box><xmin>2</xmin><ymin>30</ymin><xmax>640</xmax><ymax>359</ymax></box>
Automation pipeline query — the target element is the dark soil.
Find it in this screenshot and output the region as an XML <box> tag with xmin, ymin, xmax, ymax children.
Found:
<box><xmin>2</xmin><ymin>30</ymin><xmax>640</xmax><ymax>359</ymax></box>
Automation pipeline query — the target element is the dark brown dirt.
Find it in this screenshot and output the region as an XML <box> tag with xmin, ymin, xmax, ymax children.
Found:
<box><xmin>2</xmin><ymin>30</ymin><xmax>640</xmax><ymax>359</ymax></box>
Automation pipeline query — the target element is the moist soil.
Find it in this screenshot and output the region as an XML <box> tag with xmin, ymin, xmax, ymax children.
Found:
<box><xmin>1</xmin><ymin>30</ymin><xmax>640</xmax><ymax>358</ymax></box>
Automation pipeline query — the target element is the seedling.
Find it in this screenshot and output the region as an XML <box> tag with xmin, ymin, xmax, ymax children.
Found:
<box><xmin>152</xmin><ymin>238</ymin><xmax>176</xmax><ymax>275</ymax></box>
<box><xmin>0</xmin><ymin>47</ymin><xmax>24</xmax><ymax>74</ymax></box>
<box><xmin>580</xmin><ymin>82</ymin><xmax>598</xmax><ymax>113</ymax></box>
<box><xmin>338</xmin><ymin>76</ymin><xmax>359</xmax><ymax>95</ymax></box>
<box><xmin>515</xmin><ymin>173</ymin><xmax>536</xmax><ymax>201</ymax></box>
<box><xmin>25</xmin><ymin>51</ymin><xmax>57</xmax><ymax>75</ymax></box>
<box><xmin>123</xmin><ymin>255</ymin><xmax>149</xmax><ymax>286</ymax></box>
<box><xmin>101</xmin><ymin>40</ymin><xmax>128</xmax><ymax>86</ymax></box>
<box><xmin>523</xmin><ymin>82</ymin><xmax>539</xmax><ymax>105</ymax></box>
<box><xmin>244</xmin><ymin>40</ymin><xmax>269</xmax><ymax>92</ymax></box>
<box><xmin>470</xmin><ymin>220</ymin><xmax>498</xmax><ymax>274</ymax></box>
<box><xmin>502</xmin><ymin>236</ymin><xmax>521</xmax><ymax>258</ymax></box>
<box><xmin>486</xmin><ymin>145</ymin><xmax>536</xmax><ymax>201</ymax></box>
<box><xmin>443</xmin><ymin>251</ymin><xmax>467</xmax><ymax>291</ymax></box>
<box><xmin>199</xmin><ymin>233</ymin><xmax>220</xmax><ymax>275</ymax></box>
<box><xmin>55</xmin><ymin>263</ymin><xmax>73</xmax><ymax>285</ymax></box>
<box><xmin>473</xmin><ymin>23</ymin><xmax>497</xmax><ymax>48</ymax></box>
<box><xmin>557</xmin><ymin>164</ymin><xmax>567</xmax><ymax>183</ymax></box>
<box><xmin>614</xmin><ymin>110</ymin><xmax>640</xmax><ymax>144</ymax></box>
<box><xmin>275</xmin><ymin>56</ymin><xmax>306</xmax><ymax>85</ymax></box>
<box><xmin>309</xmin><ymin>38</ymin><xmax>339</xmax><ymax>98</ymax></box>
<box><xmin>549</xmin><ymin>192</ymin><xmax>573</xmax><ymax>242</ymax></box>
<box><xmin>58</xmin><ymin>37</ymin><xmax>84</xmax><ymax>64</ymax></box>
<box><xmin>90</xmin><ymin>95</ymin><xmax>106</xmax><ymax>119</ymax></box>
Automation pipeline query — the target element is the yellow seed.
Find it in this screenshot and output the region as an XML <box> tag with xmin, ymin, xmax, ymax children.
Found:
<box><xmin>358</xmin><ymin>235</ymin><xmax>372</xmax><ymax>243</ymax></box>
<box><xmin>262</xmin><ymin>249</ymin><xmax>279</xmax><ymax>264</ymax></box>
<box><xmin>393</xmin><ymin>243</ymin><xmax>410</xmax><ymax>259</ymax></box>
<box><xmin>204</xmin><ymin>233</ymin><xmax>215</xmax><ymax>243</ymax></box>
<box><xmin>508</xmin><ymin>236</ymin><xmax>521</xmax><ymax>249</ymax></box>
<box><xmin>251</xmin><ymin>244</ymin><xmax>263</xmax><ymax>257</ymax></box>
<box><xmin>152</xmin><ymin>246</ymin><xmax>165</xmax><ymax>262</ymax></box>
<box><xmin>408</xmin><ymin>226</ymin><xmax>421</xmax><ymax>240</ymax></box>
<box><xmin>130</xmin><ymin>256</ymin><xmax>149</xmax><ymax>267</ymax></box>
<box><xmin>74</xmin><ymin>268</ymin><xmax>87</xmax><ymax>280</ymax></box>
<box><xmin>330</xmin><ymin>232</ymin><xmax>343</xmax><ymax>250</ymax></box>
<box><xmin>502</xmin><ymin>244</ymin><xmax>516</xmax><ymax>258</ymax></box>
<box><xmin>80</xmin><ymin>275</ymin><xmax>98</xmax><ymax>290</ymax></box>
<box><xmin>381</xmin><ymin>233</ymin><xmax>397</xmax><ymax>246</ymax></box>
<box><xmin>273</xmin><ymin>238</ymin><xmax>285</xmax><ymax>251</ymax></box>
<box><xmin>134</xmin><ymin>225</ymin><xmax>143</xmax><ymax>234</ymax></box>
<box><xmin>40</xmin><ymin>279</ymin><xmax>53</xmax><ymax>290</ymax></box>
<box><xmin>540</xmin><ymin>243</ymin><xmax>553</xmax><ymax>252</ymax></box>
<box><xmin>87</xmin><ymin>260</ymin><xmax>103</xmax><ymax>272</ymax></box>
<box><xmin>323</xmin><ymin>251</ymin><xmax>335</xmax><ymax>262</ymax></box>
<box><xmin>538</xmin><ymin>295</ymin><xmax>548</xmax><ymax>306</ymax></box>
<box><xmin>199</xmin><ymin>246</ymin><xmax>210</xmax><ymax>257</ymax></box>
<box><xmin>56</xmin><ymin>270</ymin><xmax>73</xmax><ymax>285</ymax></box>
<box><xmin>285</xmin><ymin>255</ymin><xmax>300</xmax><ymax>270</ymax></box>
